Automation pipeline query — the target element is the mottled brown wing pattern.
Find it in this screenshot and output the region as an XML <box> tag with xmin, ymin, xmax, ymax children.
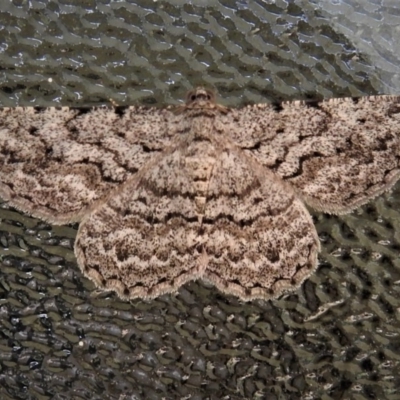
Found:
<box><xmin>220</xmin><ymin>96</ymin><xmax>400</xmax><ymax>214</ymax></box>
<box><xmin>200</xmin><ymin>145</ymin><xmax>320</xmax><ymax>301</ymax></box>
<box><xmin>75</xmin><ymin>127</ymin><xmax>319</xmax><ymax>300</ymax></box>
<box><xmin>0</xmin><ymin>106</ymin><xmax>178</xmax><ymax>223</ymax></box>
<box><xmin>75</xmin><ymin>142</ymin><xmax>211</xmax><ymax>300</ymax></box>
<box><xmin>1</xmin><ymin>88</ymin><xmax>400</xmax><ymax>302</ymax></box>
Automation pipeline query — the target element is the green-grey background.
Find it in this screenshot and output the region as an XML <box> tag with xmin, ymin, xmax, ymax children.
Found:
<box><xmin>1</xmin><ymin>1</ymin><xmax>400</xmax><ymax>399</ymax></box>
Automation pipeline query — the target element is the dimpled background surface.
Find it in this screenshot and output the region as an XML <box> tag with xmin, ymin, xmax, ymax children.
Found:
<box><xmin>1</xmin><ymin>1</ymin><xmax>400</xmax><ymax>399</ymax></box>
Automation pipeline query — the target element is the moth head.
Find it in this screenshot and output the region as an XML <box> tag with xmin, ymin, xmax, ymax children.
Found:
<box><xmin>185</xmin><ymin>87</ymin><xmax>215</xmax><ymax>107</ymax></box>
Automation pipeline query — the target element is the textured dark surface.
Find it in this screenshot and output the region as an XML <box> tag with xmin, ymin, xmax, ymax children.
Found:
<box><xmin>1</xmin><ymin>1</ymin><xmax>400</xmax><ymax>399</ymax></box>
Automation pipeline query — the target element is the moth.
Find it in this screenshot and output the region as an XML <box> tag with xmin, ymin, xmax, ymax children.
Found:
<box><xmin>0</xmin><ymin>88</ymin><xmax>399</xmax><ymax>301</ymax></box>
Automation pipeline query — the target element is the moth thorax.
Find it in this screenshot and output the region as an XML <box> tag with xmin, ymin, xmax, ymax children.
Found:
<box><xmin>190</xmin><ymin>115</ymin><xmax>214</xmax><ymax>140</ymax></box>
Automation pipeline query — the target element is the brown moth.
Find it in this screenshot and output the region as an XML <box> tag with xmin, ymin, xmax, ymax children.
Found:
<box><xmin>1</xmin><ymin>88</ymin><xmax>399</xmax><ymax>301</ymax></box>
